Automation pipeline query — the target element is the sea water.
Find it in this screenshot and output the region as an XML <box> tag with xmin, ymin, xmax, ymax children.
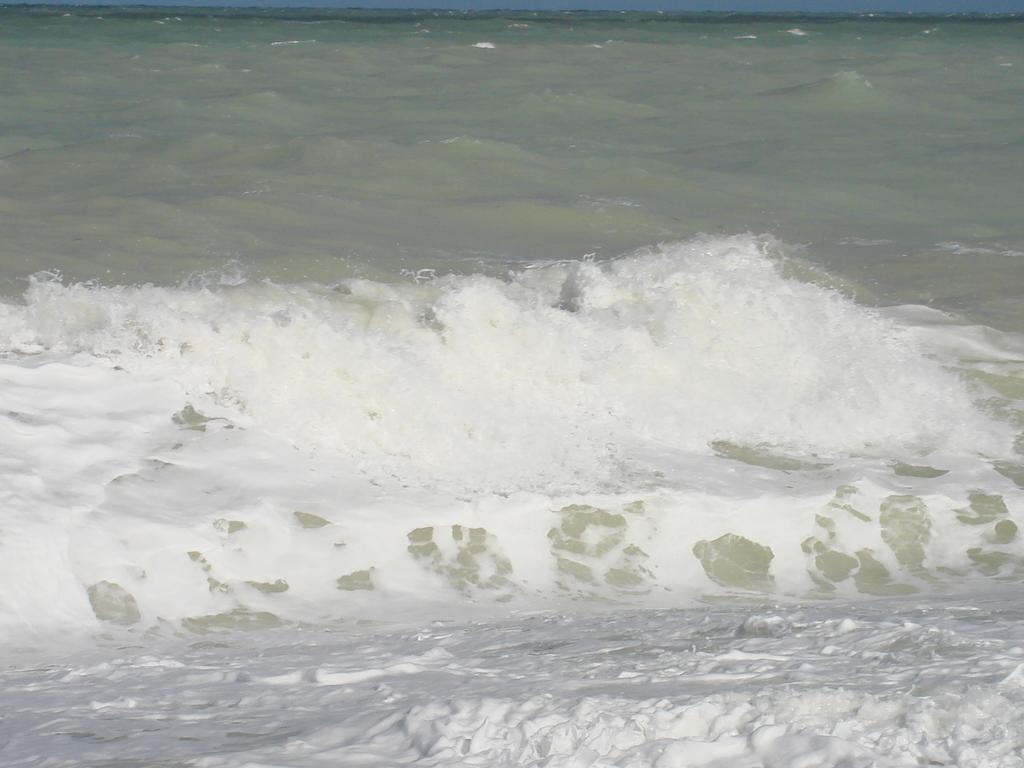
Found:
<box><xmin>1</xmin><ymin>8</ymin><xmax>1023</xmax><ymax>767</ymax></box>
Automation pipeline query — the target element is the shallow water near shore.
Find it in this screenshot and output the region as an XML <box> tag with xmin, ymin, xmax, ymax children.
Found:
<box><xmin>1</xmin><ymin>8</ymin><xmax>1023</xmax><ymax>767</ymax></box>
<box><xmin>6</xmin><ymin>594</ymin><xmax>1024</xmax><ymax>767</ymax></box>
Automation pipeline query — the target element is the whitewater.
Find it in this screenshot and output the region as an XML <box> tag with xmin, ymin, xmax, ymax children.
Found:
<box><xmin>2</xmin><ymin>9</ymin><xmax>1024</xmax><ymax>767</ymax></box>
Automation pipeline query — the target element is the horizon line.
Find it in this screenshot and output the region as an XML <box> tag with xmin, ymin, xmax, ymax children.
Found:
<box><xmin>4</xmin><ymin>3</ymin><xmax>1023</xmax><ymax>12</ymax></box>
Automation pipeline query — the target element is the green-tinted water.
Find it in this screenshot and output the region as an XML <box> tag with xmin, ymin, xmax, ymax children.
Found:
<box><xmin>1</xmin><ymin>9</ymin><xmax>1022</xmax><ymax>324</ymax></box>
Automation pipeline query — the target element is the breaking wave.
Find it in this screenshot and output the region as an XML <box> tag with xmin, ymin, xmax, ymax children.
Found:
<box><xmin>1</xmin><ymin>235</ymin><xmax>1022</xmax><ymax>638</ymax></box>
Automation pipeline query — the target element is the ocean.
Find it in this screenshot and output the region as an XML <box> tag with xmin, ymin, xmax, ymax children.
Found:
<box><xmin>1</xmin><ymin>7</ymin><xmax>1023</xmax><ymax>766</ymax></box>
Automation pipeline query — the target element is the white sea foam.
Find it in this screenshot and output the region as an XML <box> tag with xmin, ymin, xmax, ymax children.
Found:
<box><xmin>4</xmin><ymin>236</ymin><xmax>1003</xmax><ymax>480</ymax></box>
<box><xmin>0</xmin><ymin>236</ymin><xmax>1021</xmax><ymax>639</ymax></box>
<box><xmin>6</xmin><ymin>599</ymin><xmax>1024</xmax><ymax>767</ymax></box>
